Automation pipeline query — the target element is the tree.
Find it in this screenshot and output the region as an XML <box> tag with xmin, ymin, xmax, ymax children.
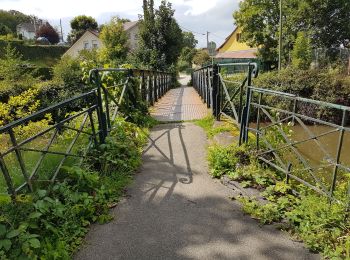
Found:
<box><xmin>292</xmin><ymin>32</ymin><xmax>312</xmax><ymax>69</ymax></box>
<box><xmin>36</xmin><ymin>23</ymin><xmax>59</xmax><ymax>44</ymax></box>
<box><xmin>67</xmin><ymin>15</ymin><xmax>98</xmax><ymax>44</ymax></box>
<box><xmin>136</xmin><ymin>0</ymin><xmax>183</xmax><ymax>70</ymax></box>
<box><xmin>182</xmin><ymin>32</ymin><xmax>198</xmax><ymax>49</ymax></box>
<box><xmin>0</xmin><ymin>10</ymin><xmax>31</xmax><ymax>34</ymax></box>
<box><xmin>0</xmin><ymin>24</ymin><xmax>12</xmax><ymax>36</ymax></box>
<box><xmin>99</xmin><ymin>18</ymin><xmax>129</xmax><ymax>63</ymax></box>
<box><xmin>233</xmin><ymin>0</ymin><xmax>350</xmax><ymax>68</ymax></box>
<box><xmin>192</xmin><ymin>49</ymin><xmax>210</xmax><ymax>66</ymax></box>
<box><xmin>179</xmin><ymin>47</ymin><xmax>197</xmax><ymax>67</ymax></box>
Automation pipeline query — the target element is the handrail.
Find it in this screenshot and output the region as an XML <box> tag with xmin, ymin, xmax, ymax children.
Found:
<box><xmin>0</xmin><ymin>67</ymin><xmax>175</xmax><ymax>197</ymax></box>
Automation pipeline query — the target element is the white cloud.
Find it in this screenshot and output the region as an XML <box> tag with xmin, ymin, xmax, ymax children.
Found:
<box><xmin>0</xmin><ymin>0</ymin><xmax>141</xmax><ymax>19</ymax></box>
<box><xmin>0</xmin><ymin>0</ymin><xmax>238</xmax><ymax>47</ymax></box>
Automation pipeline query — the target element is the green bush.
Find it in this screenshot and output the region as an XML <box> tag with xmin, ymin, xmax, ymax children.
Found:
<box><xmin>0</xmin><ymin>40</ymin><xmax>68</xmax><ymax>67</ymax></box>
<box><xmin>0</xmin><ymin>117</ymin><xmax>147</xmax><ymax>259</ymax></box>
<box><xmin>291</xmin><ymin>32</ymin><xmax>312</xmax><ymax>70</ymax></box>
<box><xmin>208</xmin><ymin>144</ymin><xmax>250</xmax><ymax>178</ymax></box>
<box><xmin>252</xmin><ymin>66</ymin><xmax>350</xmax><ymax>124</ymax></box>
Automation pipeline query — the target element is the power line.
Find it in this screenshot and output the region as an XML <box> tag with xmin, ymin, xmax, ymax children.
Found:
<box><xmin>179</xmin><ymin>25</ymin><xmax>205</xmax><ymax>36</ymax></box>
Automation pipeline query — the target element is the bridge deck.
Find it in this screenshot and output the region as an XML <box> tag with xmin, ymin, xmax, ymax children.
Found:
<box><xmin>151</xmin><ymin>76</ymin><xmax>209</xmax><ymax>121</ymax></box>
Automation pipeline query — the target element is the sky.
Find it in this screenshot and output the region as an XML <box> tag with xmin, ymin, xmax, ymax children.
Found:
<box><xmin>0</xmin><ymin>0</ymin><xmax>239</xmax><ymax>47</ymax></box>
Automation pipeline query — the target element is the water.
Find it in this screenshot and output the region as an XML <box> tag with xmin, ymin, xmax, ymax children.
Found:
<box><xmin>251</xmin><ymin>123</ymin><xmax>350</xmax><ymax>169</ymax></box>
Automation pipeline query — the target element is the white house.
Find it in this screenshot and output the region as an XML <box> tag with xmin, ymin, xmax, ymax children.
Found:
<box><xmin>64</xmin><ymin>30</ymin><xmax>101</xmax><ymax>57</ymax></box>
<box><xmin>64</xmin><ymin>21</ymin><xmax>140</xmax><ymax>58</ymax></box>
<box><xmin>16</xmin><ymin>22</ymin><xmax>41</xmax><ymax>40</ymax></box>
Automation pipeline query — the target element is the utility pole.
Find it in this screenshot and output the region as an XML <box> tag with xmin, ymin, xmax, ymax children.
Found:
<box><xmin>207</xmin><ymin>31</ymin><xmax>209</xmax><ymax>50</ymax></box>
<box><xmin>60</xmin><ymin>19</ymin><xmax>64</xmax><ymax>42</ymax></box>
<box><xmin>278</xmin><ymin>0</ymin><xmax>283</xmax><ymax>71</ymax></box>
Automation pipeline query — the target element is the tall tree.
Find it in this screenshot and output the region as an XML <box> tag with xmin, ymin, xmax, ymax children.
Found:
<box><xmin>99</xmin><ymin>18</ymin><xmax>129</xmax><ymax>63</ymax></box>
<box><xmin>36</xmin><ymin>23</ymin><xmax>59</xmax><ymax>44</ymax></box>
<box><xmin>136</xmin><ymin>0</ymin><xmax>183</xmax><ymax>70</ymax></box>
<box><xmin>182</xmin><ymin>32</ymin><xmax>198</xmax><ymax>49</ymax></box>
<box><xmin>0</xmin><ymin>10</ymin><xmax>31</xmax><ymax>34</ymax></box>
<box><xmin>67</xmin><ymin>15</ymin><xmax>98</xmax><ymax>44</ymax></box>
<box><xmin>233</xmin><ymin>0</ymin><xmax>350</xmax><ymax>68</ymax></box>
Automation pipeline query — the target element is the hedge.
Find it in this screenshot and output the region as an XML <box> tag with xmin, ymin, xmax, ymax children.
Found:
<box><xmin>0</xmin><ymin>39</ymin><xmax>69</xmax><ymax>66</ymax></box>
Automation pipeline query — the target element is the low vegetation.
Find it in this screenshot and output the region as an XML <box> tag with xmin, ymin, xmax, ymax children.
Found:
<box><xmin>0</xmin><ymin>117</ymin><xmax>149</xmax><ymax>259</ymax></box>
<box><xmin>197</xmin><ymin>116</ymin><xmax>350</xmax><ymax>259</ymax></box>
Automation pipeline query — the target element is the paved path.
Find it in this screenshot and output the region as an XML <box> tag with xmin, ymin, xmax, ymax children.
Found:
<box><xmin>76</xmin><ymin>122</ymin><xmax>318</xmax><ymax>260</ymax></box>
<box><xmin>151</xmin><ymin>75</ymin><xmax>209</xmax><ymax>121</ymax></box>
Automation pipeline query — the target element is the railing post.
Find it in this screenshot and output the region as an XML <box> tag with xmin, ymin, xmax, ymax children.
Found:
<box><xmin>154</xmin><ymin>73</ymin><xmax>158</xmax><ymax>103</ymax></box>
<box><xmin>244</xmin><ymin>64</ymin><xmax>253</xmax><ymax>144</ymax></box>
<box><xmin>94</xmin><ymin>70</ymin><xmax>107</xmax><ymax>143</ymax></box>
<box><xmin>239</xmin><ymin>64</ymin><xmax>253</xmax><ymax>145</ymax></box>
<box><xmin>212</xmin><ymin>64</ymin><xmax>220</xmax><ymax>120</ymax></box>
<box><xmin>330</xmin><ymin>110</ymin><xmax>347</xmax><ymax>197</ymax></box>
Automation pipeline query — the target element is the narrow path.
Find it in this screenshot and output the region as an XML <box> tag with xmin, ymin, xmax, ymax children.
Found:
<box><xmin>75</xmin><ymin>81</ymin><xmax>318</xmax><ymax>260</ymax></box>
<box><xmin>151</xmin><ymin>75</ymin><xmax>209</xmax><ymax>121</ymax></box>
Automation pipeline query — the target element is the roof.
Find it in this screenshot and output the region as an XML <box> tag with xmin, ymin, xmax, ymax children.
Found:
<box><xmin>123</xmin><ymin>21</ymin><xmax>139</xmax><ymax>31</ymax></box>
<box><xmin>215</xmin><ymin>49</ymin><xmax>258</xmax><ymax>59</ymax></box>
<box><xmin>217</xmin><ymin>27</ymin><xmax>239</xmax><ymax>51</ymax></box>
<box><xmin>17</xmin><ymin>23</ymin><xmax>37</xmax><ymax>32</ymax></box>
<box><xmin>87</xmin><ymin>29</ymin><xmax>99</xmax><ymax>37</ymax></box>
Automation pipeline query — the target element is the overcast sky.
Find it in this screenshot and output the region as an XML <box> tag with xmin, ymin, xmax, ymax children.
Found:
<box><xmin>0</xmin><ymin>0</ymin><xmax>239</xmax><ymax>47</ymax></box>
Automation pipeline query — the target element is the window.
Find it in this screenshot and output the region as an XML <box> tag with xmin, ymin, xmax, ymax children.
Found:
<box><xmin>84</xmin><ymin>41</ymin><xmax>89</xmax><ymax>49</ymax></box>
<box><xmin>236</xmin><ymin>33</ymin><xmax>241</xmax><ymax>42</ymax></box>
<box><xmin>134</xmin><ymin>34</ymin><xmax>138</xmax><ymax>41</ymax></box>
<box><xmin>92</xmin><ymin>40</ymin><xmax>98</xmax><ymax>49</ymax></box>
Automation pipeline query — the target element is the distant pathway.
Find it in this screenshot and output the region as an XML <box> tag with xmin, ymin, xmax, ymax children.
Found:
<box><xmin>75</xmin><ymin>78</ymin><xmax>318</xmax><ymax>260</ymax></box>
<box><xmin>151</xmin><ymin>75</ymin><xmax>209</xmax><ymax>121</ymax></box>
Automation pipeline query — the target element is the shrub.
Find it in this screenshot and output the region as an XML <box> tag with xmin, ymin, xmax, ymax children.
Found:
<box><xmin>53</xmin><ymin>56</ymin><xmax>83</xmax><ymax>87</ymax></box>
<box><xmin>291</xmin><ymin>32</ymin><xmax>312</xmax><ymax>70</ymax></box>
<box><xmin>0</xmin><ymin>117</ymin><xmax>147</xmax><ymax>259</ymax></box>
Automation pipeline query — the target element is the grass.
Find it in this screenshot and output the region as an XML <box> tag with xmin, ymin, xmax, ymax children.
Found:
<box><xmin>194</xmin><ymin>115</ymin><xmax>240</xmax><ymax>139</ymax></box>
<box><xmin>0</xmin><ymin>117</ymin><xmax>93</xmax><ymax>194</ymax></box>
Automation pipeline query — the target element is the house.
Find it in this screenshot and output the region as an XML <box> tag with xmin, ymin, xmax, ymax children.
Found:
<box><xmin>64</xmin><ymin>30</ymin><xmax>101</xmax><ymax>57</ymax></box>
<box><xmin>64</xmin><ymin>21</ymin><xmax>140</xmax><ymax>58</ymax></box>
<box><xmin>215</xmin><ymin>27</ymin><xmax>258</xmax><ymax>62</ymax></box>
<box><xmin>16</xmin><ymin>22</ymin><xmax>42</xmax><ymax>40</ymax></box>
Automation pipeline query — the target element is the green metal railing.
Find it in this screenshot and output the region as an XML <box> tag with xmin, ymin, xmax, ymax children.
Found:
<box><xmin>193</xmin><ymin>63</ymin><xmax>349</xmax><ymax>200</ymax></box>
<box><xmin>192</xmin><ymin>63</ymin><xmax>258</xmax><ymax>124</ymax></box>
<box><xmin>0</xmin><ymin>68</ymin><xmax>173</xmax><ymax>197</ymax></box>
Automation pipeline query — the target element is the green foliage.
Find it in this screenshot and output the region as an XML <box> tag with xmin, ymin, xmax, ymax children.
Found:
<box><xmin>0</xmin><ymin>39</ymin><xmax>68</xmax><ymax>67</ymax></box>
<box><xmin>233</xmin><ymin>0</ymin><xmax>350</xmax><ymax>67</ymax></box>
<box><xmin>192</xmin><ymin>49</ymin><xmax>210</xmax><ymax>66</ymax></box>
<box><xmin>0</xmin><ymin>24</ymin><xmax>12</xmax><ymax>36</ymax></box>
<box><xmin>292</xmin><ymin>32</ymin><xmax>312</xmax><ymax>70</ymax></box>
<box><xmin>178</xmin><ymin>47</ymin><xmax>197</xmax><ymax>72</ymax></box>
<box><xmin>67</xmin><ymin>15</ymin><xmax>98</xmax><ymax>44</ymax></box>
<box><xmin>204</xmin><ymin>118</ymin><xmax>349</xmax><ymax>258</ymax></box>
<box><xmin>195</xmin><ymin>116</ymin><xmax>240</xmax><ymax>139</ymax></box>
<box><xmin>99</xmin><ymin>18</ymin><xmax>129</xmax><ymax>63</ymax></box>
<box><xmin>0</xmin><ymin>44</ymin><xmax>39</xmax><ymax>100</ymax></box>
<box><xmin>0</xmin><ymin>117</ymin><xmax>148</xmax><ymax>259</ymax></box>
<box><xmin>253</xmin><ymin>67</ymin><xmax>350</xmax><ymax>123</ymax></box>
<box><xmin>208</xmin><ymin>144</ymin><xmax>250</xmax><ymax>178</ymax></box>
<box><xmin>53</xmin><ymin>55</ymin><xmax>83</xmax><ymax>87</ymax></box>
<box><xmin>0</xmin><ymin>10</ymin><xmax>31</xmax><ymax>34</ymax></box>
<box><xmin>136</xmin><ymin>0</ymin><xmax>183</xmax><ymax>70</ymax></box>
<box><xmin>87</xmin><ymin>118</ymin><xmax>148</xmax><ymax>175</ymax></box>
<box><xmin>182</xmin><ymin>32</ymin><xmax>198</xmax><ymax>49</ymax></box>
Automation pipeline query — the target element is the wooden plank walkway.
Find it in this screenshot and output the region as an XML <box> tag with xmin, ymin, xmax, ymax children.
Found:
<box><xmin>151</xmin><ymin>80</ymin><xmax>209</xmax><ymax>121</ymax></box>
